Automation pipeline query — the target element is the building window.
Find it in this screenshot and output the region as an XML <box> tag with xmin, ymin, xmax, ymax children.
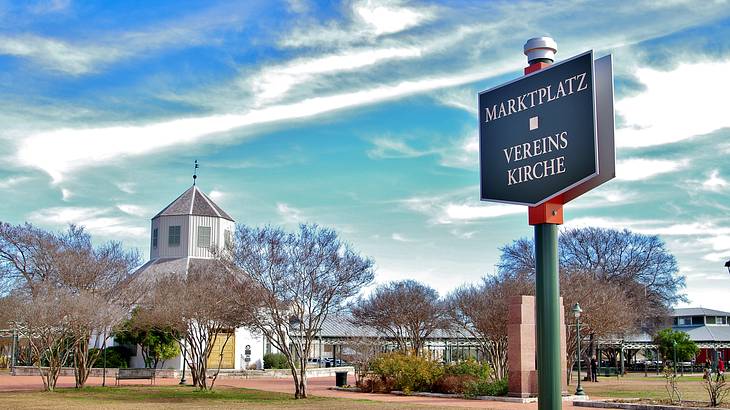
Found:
<box><xmin>197</xmin><ymin>226</ymin><xmax>211</xmax><ymax>248</ymax></box>
<box><xmin>677</xmin><ymin>317</ymin><xmax>691</xmax><ymax>326</ymax></box>
<box><xmin>169</xmin><ymin>226</ymin><xmax>181</xmax><ymax>246</ymax></box>
<box><xmin>708</xmin><ymin>316</ymin><xmax>726</xmax><ymax>325</ymax></box>
<box><xmin>224</xmin><ymin>229</ymin><xmax>232</xmax><ymax>248</ymax></box>
<box><xmin>152</xmin><ymin>228</ymin><xmax>158</xmax><ymax>248</ymax></box>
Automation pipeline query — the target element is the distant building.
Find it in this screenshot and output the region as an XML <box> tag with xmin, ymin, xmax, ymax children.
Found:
<box><xmin>599</xmin><ymin>307</ymin><xmax>730</xmax><ymax>372</ymax></box>
<box><xmin>670</xmin><ymin>307</ymin><xmax>730</xmax><ymax>363</ymax></box>
<box><xmin>131</xmin><ymin>184</ymin><xmax>264</xmax><ymax>371</ymax></box>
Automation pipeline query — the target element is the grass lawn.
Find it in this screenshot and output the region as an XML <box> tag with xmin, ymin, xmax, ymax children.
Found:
<box><xmin>582</xmin><ymin>373</ymin><xmax>729</xmax><ymax>406</ymax></box>
<box><xmin>0</xmin><ymin>385</ymin><xmax>423</xmax><ymax>409</ymax></box>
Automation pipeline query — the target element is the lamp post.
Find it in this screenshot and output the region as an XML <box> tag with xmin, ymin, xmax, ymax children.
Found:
<box><xmin>672</xmin><ymin>340</ymin><xmax>678</xmax><ymax>377</ymax></box>
<box><xmin>179</xmin><ymin>342</ymin><xmax>187</xmax><ymax>385</ymax></box>
<box><xmin>102</xmin><ymin>344</ymin><xmax>107</xmax><ymax>387</ymax></box>
<box><xmin>573</xmin><ymin>303</ymin><xmax>585</xmax><ymax>396</ymax></box>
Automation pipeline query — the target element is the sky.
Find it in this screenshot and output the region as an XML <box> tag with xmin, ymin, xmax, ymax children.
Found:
<box><xmin>1</xmin><ymin>0</ymin><xmax>730</xmax><ymax>310</ymax></box>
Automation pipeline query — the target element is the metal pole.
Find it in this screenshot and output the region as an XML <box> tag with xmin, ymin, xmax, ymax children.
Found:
<box><xmin>673</xmin><ymin>343</ymin><xmax>677</xmax><ymax>377</ymax></box>
<box><xmin>10</xmin><ymin>329</ymin><xmax>17</xmax><ymax>375</ymax></box>
<box><xmin>102</xmin><ymin>344</ymin><xmax>107</xmax><ymax>387</ymax></box>
<box><xmin>620</xmin><ymin>347</ymin><xmax>624</xmax><ymax>376</ymax></box>
<box><xmin>179</xmin><ymin>343</ymin><xmax>187</xmax><ymax>385</ymax></box>
<box><xmin>524</xmin><ymin>36</ymin><xmax>562</xmax><ymax>410</ymax></box>
<box><xmin>575</xmin><ymin>317</ymin><xmax>585</xmax><ymax>395</ymax></box>
<box><xmin>535</xmin><ymin>223</ymin><xmax>562</xmax><ymax>409</ymax></box>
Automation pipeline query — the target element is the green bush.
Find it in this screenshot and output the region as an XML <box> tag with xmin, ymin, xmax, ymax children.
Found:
<box><xmin>263</xmin><ymin>353</ymin><xmax>290</xmax><ymax>369</ymax></box>
<box><xmin>90</xmin><ymin>346</ymin><xmax>130</xmax><ymax>369</ymax></box>
<box><xmin>463</xmin><ymin>378</ymin><xmax>508</xmax><ymax>398</ymax></box>
<box><xmin>444</xmin><ymin>358</ymin><xmax>491</xmax><ymax>380</ymax></box>
<box><xmin>370</xmin><ymin>352</ymin><xmax>443</xmax><ymax>394</ymax></box>
<box><xmin>432</xmin><ymin>359</ymin><xmax>492</xmax><ymax>394</ymax></box>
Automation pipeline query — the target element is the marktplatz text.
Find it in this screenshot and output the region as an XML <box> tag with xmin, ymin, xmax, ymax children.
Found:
<box><xmin>484</xmin><ymin>72</ymin><xmax>588</xmax><ymax>123</ymax></box>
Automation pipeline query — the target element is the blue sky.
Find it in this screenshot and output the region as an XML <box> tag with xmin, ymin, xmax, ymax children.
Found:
<box><xmin>1</xmin><ymin>0</ymin><xmax>730</xmax><ymax>310</ymax></box>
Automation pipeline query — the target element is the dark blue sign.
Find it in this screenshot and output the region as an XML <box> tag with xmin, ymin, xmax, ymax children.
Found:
<box><xmin>479</xmin><ymin>51</ymin><xmax>598</xmax><ymax>206</ymax></box>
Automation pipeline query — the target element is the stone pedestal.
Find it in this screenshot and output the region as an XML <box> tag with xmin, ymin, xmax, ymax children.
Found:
<box><xmin>507</xmin><ymin>295</ymin><xmax>568</xmax><ymax>398</ymax></box>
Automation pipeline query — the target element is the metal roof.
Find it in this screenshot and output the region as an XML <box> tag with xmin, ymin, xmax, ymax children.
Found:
<box><xmin>677</xmin><ymin>325</ymin><xmax>730</xmax><ymax>342</ymax></box>
<box><xmin>132</xmin><ymin>257</ymin><xmax>220</xmax><ymax>283</ymax></box>
<box><xmin>672</xmin><ymin>307</ymin><xmax>730</xmax><ymax>317</ymax></box>
<box><xmin>318</xmin><ymin>315</ymin><xmax>466</xmax><ymax>340</ymax></box>
<box><xmin>153</xmin><ymin>185</ymin><xmax>234</xmax><ymax>221</ymax></box>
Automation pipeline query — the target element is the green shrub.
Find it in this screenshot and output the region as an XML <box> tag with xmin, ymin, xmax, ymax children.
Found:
<box><xmin>432</xmin><ymin>359</ymin><xmax>492</xmax><ymax>394</ymax></box>
<box><xmin>90</xmin><ymin>346</ymin><xmax>130</xmax><ymax>369</ymax></box>
<box><xmin>263</xmin><ymin>353</ymin><xmax>290</xmax><ymax>369</ymax></box>
<box><xmin>444</xmin><ymin>358</ymin><xmax>491</xmax><ymax>380</ymax></box>
<box><xmin>463</xmin><ymin>378</ymin><xmax>508</xmax><ymax>398</ymax></box>
<box><xmin>432</xmin><ymin>374</ymin><xmax>477</xmax><ymax>394</ymax></box>
<box><xmin>370</xmin><ymin>352</ymin><xmax>443</xmax><ymax>394</ymax></box>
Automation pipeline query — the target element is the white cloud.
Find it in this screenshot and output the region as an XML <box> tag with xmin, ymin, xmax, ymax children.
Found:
<box><xmin>250</xmin><ymin>47</ymin><xmax>422</xmax><ymax>105</ymax></box>
<box><xmin>391</xmin><ymin>233</ymin><xmax>414</xmax><ymax>242</ymax></box>
<box><xmin>61</xmin><ymin>188</ymin><xmax>72</xmax><ymax>201</ymax></box>
<box><xmin>0</xmin><ymin>35</ymin><xmax>120</xmax><ymax>75</ymax></box>
<box><xmin>433</xmin><ymin>87</ymin><xmax>478</xmax><ymax>115</ymax></box>
<box><xmin>566</xmin><ymin>217</ymin><xmax>730</xmax><ymax>238</ymax></box>
<box><xmin>616</xmin><ymin>158</ymin><xmax>689</xmax><ymax>181</ymax></box>
<box><xmin>702</xmin><ymin>170</ymin><xmax>728</xmax><ymax>191</ymax></box>
<box><xmin>28</xmin><ymin>207</ymin><xmax>146</xmax><ymax>238</ymax></box>
<box><xmin>16</xmin><ymin>67</ymin><xmax>499</xmax><ymax>182</ymax></box>
<box><xmin>616</xmin><ymin>59</ymin><xmax>730</xmax><ymax>148</ymax></box>
<box><xmin>116</xmin><ymin>182</ymin><xmax>136</xmax><ymax>194</ymax></box>
<box><xmin>354</xmin><ymin>0</ymin><xmax>429</xmax><ymax>36</ymax></box>
<box><xmin>401</xmin><ymin>189</ymin><xmax>523</xmax><ymax>225</ymax></box>
<box><xmin>438</xmin><ymin>131</ymin><xmax>478</xmax><ymax>169</ymax></box>
<box><xmin>208</xmin><ymin>190</ymin><xmax>225</xmax><ymax>202</ymax></box>
<box><xmin>367</xmin><ymin>137</ymin><xmax>432</xmax><ymax>159</ymax></box>
<box><xmin>0</xmin><ymin>7</ymin><xmax>247</xmax><ymax>75</ymax></box>
<box><xmin>279</xmin><ymin>0</ymin><xmax>434</xmax><ymax>48</ymax></box>
<box><xmin>117</xmin><ymin>204</ymin><xmax>147</xmax><ymax>217</ymax></box>
<box><xmin>277</xmin><ymin>202</ymin><xmax>305</xmax><ymax>224</ymax></box>
<box><xmin>0</xmin><ymin>176</ymin><xmax>30</xmax><ymax>189</ymax></box>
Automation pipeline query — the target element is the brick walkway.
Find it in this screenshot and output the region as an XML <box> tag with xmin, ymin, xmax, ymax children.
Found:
<box><xmin>0</xmin><ymin>372</ymin><xmax>590</xmax><ymax>409</ymax></box>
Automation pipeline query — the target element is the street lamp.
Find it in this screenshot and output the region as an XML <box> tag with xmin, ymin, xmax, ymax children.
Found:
<box><xmin>572</xmin><ymin>303</ymin><xmax>585</xmax><ymax>396</ymax></box>
<box><xmin>672</xmin><ymin>340</ymin><xmax>678</xmax><ymax>377</ymax></box>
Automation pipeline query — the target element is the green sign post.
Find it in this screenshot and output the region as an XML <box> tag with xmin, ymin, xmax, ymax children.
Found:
<box><xmin>479</xmin><ymin>37</ymin><xmax>615</xmax><ymax>409</ymax></box>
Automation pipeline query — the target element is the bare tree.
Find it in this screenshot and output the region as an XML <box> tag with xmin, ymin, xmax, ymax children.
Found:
<box><xmin>54</xmin><ymin>226</ymin><xmax>140</xmax><ymax>388</ymax></box>
<box><xmin>138</xmin><ymin>260</ymin><xmax>256</xmax><ymax>390</ymax></box>
<box><xmin>446</xmin><ymin>273</ymin><xmax>533</xmax><ymax>381</ymax></box>
<box><xmin>0</xmin><ymin>222</ymin><xmax>59</xmax><ymax>296</ymax></box>
<box><xmin>226</xmin><ymin>224</ymin><xmax>374</xmax><ymax>399</ymax></box>
<box><xmin>343</xmin><ymin>336</ymin><xmax>383</xmax><ymax>386</ymax></box>
<box><xmin>498</xmin><ymin>227</ymin><xmax>684</xmax><ymax>331</ymax></box>
<box><xmin>561</xmin><ymin>270</ymin><xmax>639</xmax><ymax>384</ymax></box>
<box><xmin>351</xmin><ymin>280</ymin><xmax>447</xmax><ymax>354</ymax></box>
<box><xmin>5</xmin><ymin>285</ymin><xmax>83</xmax><ymax>391</ymax></box>
<box><xmin>0</xmin><ymin>222</ymin><xmax>140</xmax><ymax>389</ymax></box>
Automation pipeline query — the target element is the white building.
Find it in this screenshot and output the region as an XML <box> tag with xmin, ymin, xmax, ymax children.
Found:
<box><xmin>130</xmin><ymin>183</ymin><xmax>265</xmax><ymax>371</ymax></box>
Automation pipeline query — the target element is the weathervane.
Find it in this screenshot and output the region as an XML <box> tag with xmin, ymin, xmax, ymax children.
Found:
<box><xmin>193</xmin><ymin>160</ymin><xmax>199</xmax><ymax>186</ymax></box>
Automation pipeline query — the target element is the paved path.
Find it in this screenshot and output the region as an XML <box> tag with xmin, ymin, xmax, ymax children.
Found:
<box><xmin>0</xmin><ymin>372</ymin><xmax>590</xmax><ymax>409</ymax></box>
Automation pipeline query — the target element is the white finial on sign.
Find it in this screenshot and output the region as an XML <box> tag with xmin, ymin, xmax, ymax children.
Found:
<box><xmin>524</xmin><ymin>37</ymin><xmax>557</xmax><ymax>64</ymax></box>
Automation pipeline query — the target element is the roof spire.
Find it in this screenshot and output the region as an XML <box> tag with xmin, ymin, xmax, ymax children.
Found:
<box><xmin>193</xmin><ymin>160</ymin><xmax>199</xmax><ymax>186</ymax></box>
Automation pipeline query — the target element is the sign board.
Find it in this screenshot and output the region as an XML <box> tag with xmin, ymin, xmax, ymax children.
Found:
<box><xmin>479</xmin><ymin>51</ymin><xmax>600</xmax><ymax>206</ymax></box>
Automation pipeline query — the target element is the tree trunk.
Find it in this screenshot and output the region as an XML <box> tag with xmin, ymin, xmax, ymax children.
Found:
<box><xmin>298</xmin><ymin>355</ymin><xmax>309</xmax><ymax>398</ymax></box>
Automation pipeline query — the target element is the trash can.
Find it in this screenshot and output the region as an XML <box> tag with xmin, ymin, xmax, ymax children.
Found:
<box><xmin>335</xmin><ymin>371</ymin><xmax>348</xmax><ymax>387</ymax></box>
